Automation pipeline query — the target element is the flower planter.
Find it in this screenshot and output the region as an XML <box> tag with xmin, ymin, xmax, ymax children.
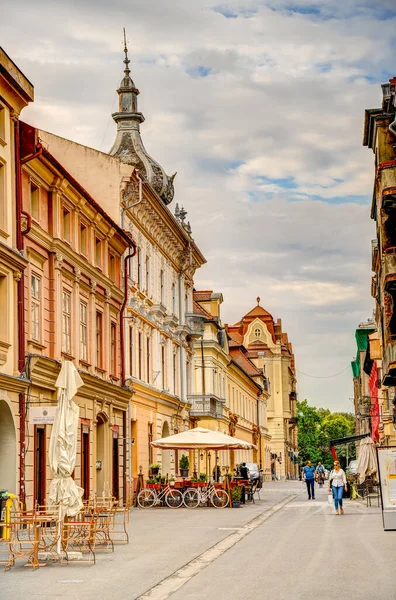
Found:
<box><xmin>232</xmin><ymin>501</ymin><xmax>241</xmax><ymax>508</ymax></box>
<box><xmin>180</xmin><ymin>468</ymin><xmax>189</xmax><ymax>478</ymax></box>
<box><xmin>147</xmin><ymin>484</ymin><xmax>161</xmax><ymax>490</ymax></box>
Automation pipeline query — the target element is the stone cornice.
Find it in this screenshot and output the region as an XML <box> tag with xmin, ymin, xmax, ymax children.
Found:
<box><xmin>0</xmin><ymin>372</ymin><xmax>30</xmax><ymax>393</ymax></box>
<box><xmin>0</xmin><ymin>240</ymin><xmax>28</xmax><ymax>273</ymax></box>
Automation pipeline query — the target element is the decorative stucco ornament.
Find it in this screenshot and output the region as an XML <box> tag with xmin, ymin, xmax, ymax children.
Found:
<box><xmin>109</xmin><ymin>30</ymin><xmax>176</xmax><ymax>205</ymax></box>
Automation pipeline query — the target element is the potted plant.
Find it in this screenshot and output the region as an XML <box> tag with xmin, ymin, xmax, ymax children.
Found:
<box><xmin>146</xmin><ymin>478</ymin><xmax>160</xmax><ymax>490</ymax></box>
<box><xmin>179</xmin><ymin>454</ymin><xmax>190</xmax><ymax>478</ymax></box>
<box><xmin>231</xmin><ymin>486</ymin><xmax>242</xmax><ymax>508</ymax></box>
<box><xmin>150</xmin><ymin>463</ymin><xmax>160</xmax><ymax>476</ymax></box>
<box><xmin>199</xmin><ymin>473</ymin><xmax>207</xmax><ymax>486</ymax></box>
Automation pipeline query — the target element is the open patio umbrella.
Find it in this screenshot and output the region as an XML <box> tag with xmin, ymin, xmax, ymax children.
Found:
<box><xmin>356</xmin><ymin>437</ymin><xmax>378</xmax><ymax>484</ymax></box>
<box><xmin>48</xmin><ymin>361</ymin><xmax>84</xmax><ymax>528</ymax></box>
<box><xmin>151</xmin><ymin>426</ymin><xmax>257</xmax><ymax>450</ymax></box>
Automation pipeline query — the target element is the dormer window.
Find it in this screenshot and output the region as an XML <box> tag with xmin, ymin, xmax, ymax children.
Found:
<box><xmin>254</xmin><ymin>328</ymin><xmax>261</xmax><ymax>338</ymax></box>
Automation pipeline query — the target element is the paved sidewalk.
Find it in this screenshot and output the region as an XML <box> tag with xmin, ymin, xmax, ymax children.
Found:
<box><xmin>1</xmin><ymin>483</ymin><xmax>293</xmax><ymax>600</ymax></box>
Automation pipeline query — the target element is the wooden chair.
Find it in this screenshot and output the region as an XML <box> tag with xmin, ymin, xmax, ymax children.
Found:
<box><xmin>61</xmin><ymin>515</ymin><xmax>96</xmax><ymax>566</ymax></box>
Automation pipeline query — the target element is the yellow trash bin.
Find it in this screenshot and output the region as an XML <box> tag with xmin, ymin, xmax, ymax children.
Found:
<box><xmin>1</xmin><ymin>493</ymin><xmax>16</xmax><ymax>540</ymax></box>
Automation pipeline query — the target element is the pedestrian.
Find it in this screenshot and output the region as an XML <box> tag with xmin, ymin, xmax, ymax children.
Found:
<box><xmin>328</xmin><ymin>460</ymin><xmax>347</xmax><ymax>515</ymax></box>
<box><xmin>302</xmin><ymin>460</ymin><xmax>316</xmax><ymax>500</ymax></box>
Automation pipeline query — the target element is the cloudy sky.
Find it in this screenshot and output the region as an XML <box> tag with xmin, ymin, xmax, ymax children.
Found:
<box><xmin>3</xmin><ymin>0</ymin><xmax>395</xmax><ymax>411</ymax></box>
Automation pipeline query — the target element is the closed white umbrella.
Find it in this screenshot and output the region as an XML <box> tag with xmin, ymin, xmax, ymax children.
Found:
<box><xmin>48</xmin><ymin>361</ymin><xmax>84</xmax><ymax>521</ymax></box>
<box><xmin>357</xmin><ymin>437</ymin><xmax>378</xmax><ymax>484</ymax></box>
<box><xmin>151</xmin><ymin>427</ymin><xmax>256</xmax><ymax>450</ymax></box>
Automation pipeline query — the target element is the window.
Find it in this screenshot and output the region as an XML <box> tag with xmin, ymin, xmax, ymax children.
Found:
<box><xmin>138</xmin><ymin>332</ymin><xmax>143</xmax><ymax>380</ymax></box>
<box><xmin>62</xmin><ymin>207</ymin><xmax>71</xmax><ymax>242</ymax></box>
<box><xmin>384</xmin><ymin>390</ymin><xmax>389</xmax><ymax>411</ymax></box>
<box><xmin>80</xmin><ymin>223</ymin><xmax>88</xmax><ymax>256</ymax></box>
<box><xmin>80</xmin><ymin>301</ymin><xmax>88</xmax><ymax>362</ymax></box>
<box><xmin>185</xmin><ymin>292</ymin><xmax>188</xmax><ymax>315</ymax></box>
<box><xmin>62</xmin><ymin>290</ymin><xmax>72</xmax><ymax>354</ymax></box>
<box><xmin>146</xmin><ymin>337</ymin><xmax>151</xmax><ymax>383</ymax></box>
<box><xmin>160</xmin><ymin>270</ymin><xmax>165</xmax><ymax>305</ymax></box>
<box><xmin>172</xmin><ymin>283</ymin><xmax>176</xmax><ymax>315</ymax></box>
<box><xmin>31</xmin><ymin>274</ymin><xmax>41</xmax><ymax>342</ymax></box>
<box><xmin>173</xmin><ymin>351</ymin><xmax>177</xmax><ymax>395</ymax></box>
<box><xmin>111</xmin><ymin>322</ymin><xmax>117</xmax><ymax>375</ymax></box>
<box><xmin>109</xmin><ymin>252</ymin><xmax>116</xmax><ymax>282</ymax></box>
<box><xmin>254</xmin><ymin>328</ymin><xmax>261</xmax><ymax>338</ymax></box>
<box><xmin>0</xmin><ymin>163</ymin><xmax>5</xmax><ymax>229</ymax></box>
<box><xmin>95</xmin><ymin>237</ymin><xmax>102</xmax><ymax>268</ymax></box>
<box><xmin>129</xmin><ymin>326</ymin><xmax>134</xmax><ymax>377</ymax></box>
<box><xmin>96</xmin><ymin>312</ymin><xmax>103</xmax><ymax>368</ymax></box>
<box><xmin>30</xmin><ymin>182</ymin><xmax>39</xmax><ymax>221</ymax></box>
<box><xmin>0</xmin><ymin>104</ymin><xmax>5</xmax><ymax>142</ymax></box>
<box><xmin>137</xmin><ymin>249</ymin><xmax>142</xmax><ymax>287</ymax></box>
<box><xmin>145</xmin><ymin>256</ymin><xmax>150</xmax><ymax>294</ymax></box>
<box><xmin>161</xmin><ymin>346</ymin><xmax>166</xmax><ymax>390</ymax></box>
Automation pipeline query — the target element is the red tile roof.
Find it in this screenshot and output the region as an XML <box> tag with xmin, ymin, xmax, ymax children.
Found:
<box><xmin>229</xmin><ymin>347</ymin><xmax>263</xmax><ymax>378</ymax></box>
<box><xmin>193</xmin><ymin>290</ymin><xmax>213</xmax><ymax>302</ymax></box>
<box><xmin>193</xmin><ymin>300</ymin><xmax>213</xmax><ymax>320</ymax></box>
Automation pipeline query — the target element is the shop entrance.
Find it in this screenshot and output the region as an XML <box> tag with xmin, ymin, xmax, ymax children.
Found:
<box><xmin>161</xmin><ymin>421</ymin><xmax>171</xmax><ymax>477</ymax></box>
<box><xmin>81</xmin><ymin>423</ymin><xmax>90</xmax><ymax>500</ymax></box>
<box><xmin>0</xmin><ymin>399</ymin><xmax>17</xmax><ymax>493</ymax></box>
<box><xmin>34</xmin><ymin>425</ymin><xmax>46</xmax><ymax>506</ymax></box>
<box><xmin>112</xmin><ymin>430</ymin><xmax>119</xmax><ymax>500</ymax></box>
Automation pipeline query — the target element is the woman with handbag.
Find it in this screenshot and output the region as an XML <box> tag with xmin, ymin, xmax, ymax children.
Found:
<box><xmin>328</xmin><ymin>460</ymin><xmax>347</xmax><ymax>515</ymax></box>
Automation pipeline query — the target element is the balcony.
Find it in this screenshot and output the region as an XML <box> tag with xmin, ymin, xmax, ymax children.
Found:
<box><xmin>187</xmin><ymin>394</ymin><xmax>225</xmax><ymax>419</ymax></box>
<box><xmin>382</xmin><ymin>186</ymin><xmax>396</xmax><ymax>210</ymax></box>
<box><xmin>383</xmin><ymin>249</ymin><xmax>396</xmax><ymax>292</ymax></box>
<box><xmin>383</xmin><ymin>341</ymin><xmax>396</xmax><ymax>386</ymax></box>
<box><xmin>179</xmin><ymin>313</ymin><xmax>205</xmax><ymax>339</ymax></box>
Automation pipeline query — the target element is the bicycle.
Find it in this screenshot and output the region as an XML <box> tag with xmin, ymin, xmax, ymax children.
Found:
<box><xmin>182</xmin><ymin>483</ymin><xmax>229</xmax><ymax>509</ymax></box>
<box><xmin>137</xmin><ymin>484</ymin><xmax>183</xmax><ymax>509</ymax></box>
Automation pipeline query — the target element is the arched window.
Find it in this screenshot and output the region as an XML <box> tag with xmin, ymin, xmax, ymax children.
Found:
<box><xmin>254</xmin><ymin>328</ymin><xmax>261</xmax><ymax>338</ymax></box>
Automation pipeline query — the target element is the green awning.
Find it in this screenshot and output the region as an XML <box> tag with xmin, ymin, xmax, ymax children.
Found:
<box><xmin>351</xmin><ymin>360</ymin><xmax>360</xmax><ymax>378</ymax></box>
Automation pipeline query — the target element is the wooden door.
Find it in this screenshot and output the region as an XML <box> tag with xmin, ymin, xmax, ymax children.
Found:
<box><xmin>34</xmin><ymin>426</ymin><xmax>46</xmax><ymax>507</ymax></box>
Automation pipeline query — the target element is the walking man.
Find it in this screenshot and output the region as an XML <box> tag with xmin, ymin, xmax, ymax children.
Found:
<box><xmin>303</xmin><ymin>460</ymin><xmax>316</xmax><ymax>500</ymax></box>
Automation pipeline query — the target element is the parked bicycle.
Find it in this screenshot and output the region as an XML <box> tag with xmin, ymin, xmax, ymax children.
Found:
<box><xmin>182</xmin><ymin>483</ymin><xmax>229</xmax><ymax>509</ymax></box>
<box><xmin>137</xmin><ymin>484</ymin><xmax>183</xmax><ymax>509</ymax></box>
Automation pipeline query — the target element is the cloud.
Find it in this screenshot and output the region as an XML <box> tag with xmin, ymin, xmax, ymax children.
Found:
<box><xmin>1</xmin><ymin>0</ymin><xmax>389</xmax><ymax>411</ymax></box>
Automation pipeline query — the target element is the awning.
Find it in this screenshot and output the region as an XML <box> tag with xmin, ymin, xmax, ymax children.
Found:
<box><xmin>151</xmin><ymin>426</ymin><xmax>257</xmax><ymax>450</ymax></box>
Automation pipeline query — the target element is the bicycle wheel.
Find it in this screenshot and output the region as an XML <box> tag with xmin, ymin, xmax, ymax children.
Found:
<box><xmin>165</xmin><ymin>489</ymin><xmax>183</xmax><ymax>508</ymax></box>
<box><xmin>137</xmin><ymin>489</ymin><xmax>156</xmax><ymax>508</ymax></box>
<box><xmin>183</xmin><ymin>488</ymin><xmax>200</xmax><ymax>508</ymax></box>
<box><xmin>211</xmin><ymin>489</ymin><xmax>229</xmax><ymax>508</ymax></box>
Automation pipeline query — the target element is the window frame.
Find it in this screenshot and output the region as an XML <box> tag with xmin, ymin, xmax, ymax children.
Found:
<box><xmin>62</xmin><ymin>289</ymin><xmax>72</xmax><ymax>354</ymax></box>
<box><xmin>30</xmin><ymin>273</ymin><xmax>41</xmax><ymax>342</ymax></box>
<box><xmin>96</xmin><ymin>311</ymin><xmax>103</xmax><ymax>368</ymax></box>
<box><xmin>79</xmin><ymin>300</ymin><xmax>88</xmax><ymax>362</ymax></box>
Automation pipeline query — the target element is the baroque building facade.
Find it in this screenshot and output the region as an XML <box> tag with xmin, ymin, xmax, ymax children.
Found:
<box><xmin>190</xmin><ymin>291</ymin><xmax>272</xmax><ymax>479</ymax></box>
<box><xmin>0</xmin><ymin>48</ymin><xmax>33</xmax><ymax>501</ymax></box>
<box><xmin>35</xmin><ymin>44</ymin><xmax>206</xmax><ymax>487</ymax></box>
<box><xmin>227</xmin><ymin>300</ymin><xmax>298</xmax><ymax>480</ymax></box>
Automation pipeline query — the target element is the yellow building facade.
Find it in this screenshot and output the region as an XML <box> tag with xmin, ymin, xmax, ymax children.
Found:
<box><xmin>190</xmin><ymin>291</ymin><xmax>272</xmax><ymax>480</ymax></box>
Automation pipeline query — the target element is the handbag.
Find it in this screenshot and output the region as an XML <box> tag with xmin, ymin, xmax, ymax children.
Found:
<box><xmin>327</xmin><ymin>493</ymin><xmax>333</xmax><ymax>506</ymax></box>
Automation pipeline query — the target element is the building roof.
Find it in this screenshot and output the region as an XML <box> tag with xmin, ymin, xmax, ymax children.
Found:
<box><xmin>229</xmin><ymin>346</ymin><xmax>263</xmax><ymax>379</ymax></box>
<box><xmin>0</xmin><ymin>47</ymin><xmax>34</xmax><ymax>103</ymax></box>
<box><xmin>193</xmin><ymin>290</ymin><xmax>213</xmax><ymax>302</ymax></box>
<box><xmin>193</xmin><ymin>300</ymin><xmax>213</xmax><ymax>320</ymax></box>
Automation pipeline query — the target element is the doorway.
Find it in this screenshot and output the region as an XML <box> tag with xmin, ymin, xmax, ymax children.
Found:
<box><xmin>34</xmin><ymin>425</ymin><xmax>46</xmax><ymax>506</ymax></box>
<box><xmin>81</xmin><ymin>423</ymin><xmax>90</xmax><ymax>500</ymax></box>
<box><xmin>131</xmin><ymin>420</ymin><xmax>138</xmax><ymax>477</ymax></box>
<box><xmin>0</xmin><ymin>400</ymin><xmax>17</xmax><ymax>493</ymax></box>
<box><xmin>112</xmin><ymin>430</ymin><xmax>119</xmax><ymax>500</ymax></box>
<box><xmin>96</xmin><ymin>414</ymin><xmax>106</xmax><ymax>495</ymax></box>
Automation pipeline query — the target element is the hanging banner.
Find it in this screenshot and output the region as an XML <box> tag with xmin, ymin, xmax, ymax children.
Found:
<box><xmin>377</xmin><ymin>446</ymin><xmax>396</xmax><ymax>530</ymax></box>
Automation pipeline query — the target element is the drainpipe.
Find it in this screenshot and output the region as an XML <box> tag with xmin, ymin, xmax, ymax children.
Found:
<box><xmin>257</xmin><ymin>392</ymin><xmax>261</xmax><ymax>469</ymax></box>
<box><xmin>15</xmin><ymin>120</ymin><xmax>26</xmax><ymax>508</ymax></box>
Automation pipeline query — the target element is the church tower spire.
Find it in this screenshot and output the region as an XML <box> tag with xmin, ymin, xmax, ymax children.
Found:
<box><xmin>109</xmin><ymin>30</ymin><xmax>175</xmax><ymax>205</ymax></box>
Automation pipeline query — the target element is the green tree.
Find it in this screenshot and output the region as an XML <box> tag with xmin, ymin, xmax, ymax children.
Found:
<box><xmin>297</xmin><ymin>401</ymin><xmax>356</xmax><ymax>469</ymax></box>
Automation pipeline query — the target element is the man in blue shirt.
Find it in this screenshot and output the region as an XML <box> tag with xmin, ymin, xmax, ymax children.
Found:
<box><xmin>303</xmin><ymin>461</ymin><xmax>316</xmax><ymax>500</ymax></box>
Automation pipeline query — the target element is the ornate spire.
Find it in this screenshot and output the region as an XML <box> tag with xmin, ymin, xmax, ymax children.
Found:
<box><xmin>109</xmin><ymin>30</ymin><xmax>175</xmax><ymax>205</ymax></box>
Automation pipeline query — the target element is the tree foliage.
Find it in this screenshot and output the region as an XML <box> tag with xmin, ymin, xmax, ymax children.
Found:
<box><xmin>297</xmin><ymin>400</ymin><xmax>356</xmax><ymax>469</ymax></box>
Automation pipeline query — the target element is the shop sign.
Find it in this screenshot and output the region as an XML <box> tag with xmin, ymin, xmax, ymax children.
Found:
<box><xmin>29</xmin><ymin>406</ymin><xmax>57</xmax><ymax>424</ymax></box>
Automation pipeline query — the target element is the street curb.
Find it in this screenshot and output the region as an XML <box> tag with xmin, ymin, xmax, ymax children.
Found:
<box><xmin>136</xmin><ymin>494</ymin><xmax>297</xmax><ymax>600</ymax></box>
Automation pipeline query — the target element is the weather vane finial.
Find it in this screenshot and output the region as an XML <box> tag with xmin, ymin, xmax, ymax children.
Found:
<box><xmin>257</xmin><ymin>296</ymin><xmax>260</xmax><ymax>306</ymax></box>
<box><xmin>123</xmin><ymin>27</ymin><xmax>130</xmax><ymax>74</ymax></box>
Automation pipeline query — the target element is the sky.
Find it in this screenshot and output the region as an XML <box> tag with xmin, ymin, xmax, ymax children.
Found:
<box><xmin>2</xmin><ymin>0</ymin><xmax>396</xmax><ymax>412</ymax></box>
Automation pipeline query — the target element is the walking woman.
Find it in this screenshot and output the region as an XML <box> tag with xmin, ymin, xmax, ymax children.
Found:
<box><xmin>328</xmin><ymin>460</ymin><xmax>347</xmax><ymax>515</ymax></box>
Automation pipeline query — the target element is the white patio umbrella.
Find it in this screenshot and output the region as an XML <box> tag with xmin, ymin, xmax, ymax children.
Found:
<box><xmin>48</xmin><ymin>361</ymin><xmax>84</xmax><ymax>528</ymax></box>
<box><xmin>151</xmin><ymin>427</ymin><xmax>257</xmax><ymax>450</ymax></box>
<box><xmin>356</xmin><ymin>437</ymin><xmax>378</xmax><ymax>484</ymax></box>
